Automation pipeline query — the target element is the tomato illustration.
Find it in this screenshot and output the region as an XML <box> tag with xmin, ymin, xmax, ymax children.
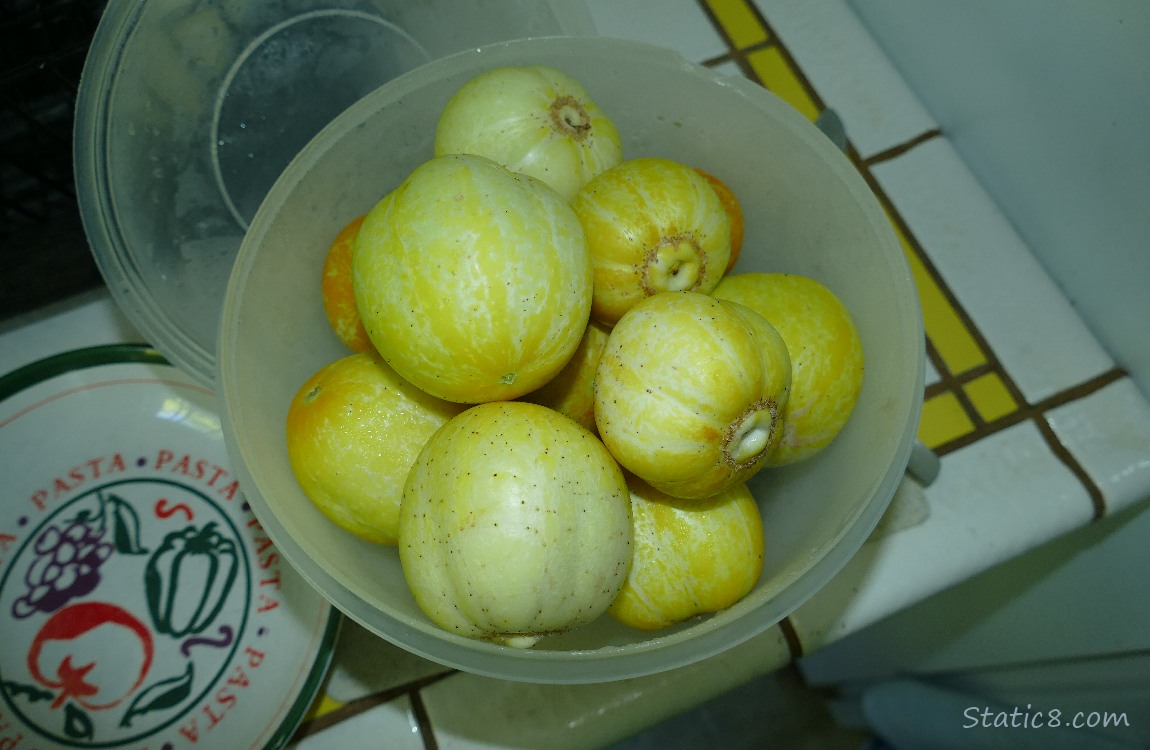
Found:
<box><xmin>27</xmin><ymin>601</ymin><xmax>154</xmax><ymax>711</ymax></box>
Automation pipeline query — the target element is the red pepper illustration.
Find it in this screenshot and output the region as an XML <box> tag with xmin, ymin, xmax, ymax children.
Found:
<box><xmin>27</xmin><ymin>601</ymin><xmax>154</xmax><ymax>711</ymax></box>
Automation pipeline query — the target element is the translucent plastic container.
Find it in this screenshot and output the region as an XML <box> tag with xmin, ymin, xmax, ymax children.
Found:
<box><xmin>217</xmin><ymin>37</ymin><xmax>925</xmax><ymax>684</ymax></box>
<box><xmin>74</xmin><ymin>0</ymin><xmax>593</xmax><ymax>386</ymax></box>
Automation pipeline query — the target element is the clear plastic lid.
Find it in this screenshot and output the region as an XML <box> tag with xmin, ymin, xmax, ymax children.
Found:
<box><xmin>74</xmin><ymin>0</ymin><xmax>594</xmax><ymax>386</ymax></box>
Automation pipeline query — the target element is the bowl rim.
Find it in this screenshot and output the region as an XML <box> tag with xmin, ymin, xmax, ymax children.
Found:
<box><xmin>217</xmin><ymin>35</ymin><xmax>925</xmax><ymax>683</ymax></box>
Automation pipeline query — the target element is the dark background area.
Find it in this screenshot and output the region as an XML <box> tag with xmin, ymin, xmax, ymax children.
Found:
<box><xmin>1</xmin><ymin>0</ymin><xmax>109</xmax><ymax>323</ymax></box>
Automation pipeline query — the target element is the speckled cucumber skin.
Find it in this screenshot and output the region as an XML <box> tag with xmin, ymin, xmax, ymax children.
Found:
<box><xmin>352</xmin><ymin>154</ymin><xmax>592</xmax><ymax>404</ymax></box>
<box><xmin>571</xmin><ymin>157</ymin><xmax>731</xmax><ymax>325</ymax></box>
<box><xmin>713</xmin><ymin>272</ymin><xmax>864</xmax><ymax>466</ymax></box>
<box><xmin>594</xmin><ymin>291</ymin><xmax>791</xmax><ymax>500</ymax></box>
<box><xmin>286</xmin><ymin>350</ymin><xmax>465</xmax><ymax>545</ymax></box>
<box><xmin>434</xmin><ymin>65</ymin><xmax>623</xmax><ymax>202</ymax></box>
<box><xmin>609</xmin><ymin>477</ymin><xmax>764</xmax><ymax>631</ymax></box>
<box><xmin>398</xmin><ymin>401</ymin><xmax>633</xmax><ymax>647</ymax></box>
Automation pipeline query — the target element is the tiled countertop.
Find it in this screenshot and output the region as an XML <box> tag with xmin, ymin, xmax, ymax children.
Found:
<box><xmin>4</xmin><ymin>1</ymin><xmax>1150</xmax><ymax>748</ymax></box>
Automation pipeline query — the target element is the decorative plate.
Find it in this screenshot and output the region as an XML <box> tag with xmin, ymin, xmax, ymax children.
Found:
<box><xmin>0</xmin><ymin>345</ymin><xmax>339</xmax><ymax>750</ymax></box>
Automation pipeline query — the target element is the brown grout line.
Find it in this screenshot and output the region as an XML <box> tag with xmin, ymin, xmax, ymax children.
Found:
<box><xmin>411</xmin><ymin>689</ymin><xmax>440</xmax><ymax>750</ymax></box>
<box><xmin>693</xmin><ymin>0</ymin><xmax>973</xmax><ymax>449</ymax></box>
<box><xmin>952</xmin><ymin>376</ymin><xmax>986</xmax><ymax>430</ymax></box>
<box><xmin>695</xmin><ymin>0</ymin><xmax>753</xmax><ymax>78</ymax></box>
<box><xmin>930</xmin><ymin>368</ymin><xmax>1127</xmax><ymax>519</ymax></box>
<box><xmin>863</xmin><ymin>171</ymin><xmax>988</xmax><ymax>366</ymax></box>
<box><xmin>697</xmin><ymin>0</ymin><xmax>985</xmax><ymax>463</ymax></box>
<box><xmin>693</xmin><ymin>0</ymin><xmax>728</xmax><ymax>44</ymax></box>
<box><xmin>748</xmin><ymin>19</ymin><xmax>996</xmax><ymax>459</ymax></box>
<box><xmin>861</xmin><ymin>169</ymin><xmax>989</xmax><ymax>429</ymax></box>
<box><xmin>811</xmin><ymin>38</ymin><xmax>1115</xmax><ymax>518</ymax></box>
<box><xmin>710</xmin><ymin>0</ymin><xmax>1113</xmax><ymax>588</ymax></box>
<box><xmin>924</xmin><ymin>339</ymin><xmax>970</xmax><ymax>406</ymax></box>
<box><xmin>930</xmin><ymin>409</ymin><xmax>1011</xmax><ymax>456</ymax></box>
<box><xmin>924</xmin><ymin>361</ymin><xmax>998</xmax><ymax>399</ymax></box>
<box><xmin>700</xmin><ymin>42</ymin><xmax>774</xmax><ymax>81</ymax></box>
<box><xmin>1032</xmin><ymin>365</ymin><xmax>1128</xmax><ymax>413</ymax></box>
<box><xmin>738</xmin><ymin>0</ymin><xmax>780</xmax><ymax>41</ymax></box>
<box><xmin>856</xmin><ymin>116</ymin><xmax>1113</xmax><ymax>519</ymax></box>
<box><xmin>923</xmin><ymin>347</ymin><xmax>995</xmax><ymax>439</ymax></box>
<box><xmin>291</xmin><ymin>670</ymin><xmax>457</xmax><ymax>741</ymax></box>
<box><xmin>697</xmin><ymin>0</ymin><xmax>935</xmax><ymax>175</ymax></box>
<box><xmin>864</xmin><ymin>127</ymin><xmax>945</xmax><ymax>166</ymax></box>
<box><xmin>777</xmin><ymin>616</ymin><xmax>804</xmax><ymax>659</ymax></box>
<box><xmin>695</xmin><ymin>0</ymin><xmax>776</xmax><ymax>81</ymax></box>
<box><xmin>1034</xmin><ymin>416</ymin><xmax>1107</xmax><ymax>520</ymax></box>
<box><xmin>922</xmin><ymin>331</ymin><xmax>951</xmax><ymax>397</ymax></box>
<box><xmin>853</xmin><ymin>153</ymin><xmax>1075</xmax><ymax>462</ymax></box>
<box><xmin>748</xmin><ymin>7</ymin><xmax>831</xmax><ymax>115</ymax></box>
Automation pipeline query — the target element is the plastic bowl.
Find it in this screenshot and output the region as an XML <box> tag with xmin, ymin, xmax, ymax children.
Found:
<box><xmin>74</xmin><ymin>0</ymin><xmax>593</xmax><ymax>387</ymax></box>
<box><xmin>218</xmin><ymin>37</ymin><xmax>925</xmax><ymax>684</ymax></box>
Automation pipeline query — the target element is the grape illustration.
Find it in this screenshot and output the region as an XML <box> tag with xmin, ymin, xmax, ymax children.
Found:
<box><xmin>11</xmin><ymin>492</ymin><xmax>143</xmax><ymax>619</ymax></box>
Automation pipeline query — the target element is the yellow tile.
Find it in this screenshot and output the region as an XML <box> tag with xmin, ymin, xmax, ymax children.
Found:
<box><xmin>304</xmin><ymin>692</ymin><xmax>344</xmax><ymax>722</ymax></box>
<box><xmin>918</xmin><ymin>391</ymin><xmax>975</xmax><ymax>448</ymax></box>
<box><xmin>893</xmin><ymin>221</ymin><xmax>986</xmax><ymax>375</ymax></box>
<box><xmin>746</xmin><ymin>46</ymin><xmax>820</xmax><ymax>121</ymax></box>
<box><xmin>703</xmin><ymin>0</ymin><xmax>769</xmax><ymax>48</ymax></box>
<box><xmin>963</xmin><ymin>372</ymin><xmax>1019</xmax><ymax>423</ymax></box>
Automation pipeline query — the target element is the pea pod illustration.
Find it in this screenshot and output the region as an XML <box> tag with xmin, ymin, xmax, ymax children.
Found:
<box><xmin>144</xmin><ymin>522</ymin><xmax>238</xmax><ymax>637</ymax></box>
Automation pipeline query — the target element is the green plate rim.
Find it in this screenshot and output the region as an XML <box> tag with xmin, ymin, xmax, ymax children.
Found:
<box><xmin>0</xmin><ymin>343</ymin><xmax>169</xmax><ymax>402</ymax></box>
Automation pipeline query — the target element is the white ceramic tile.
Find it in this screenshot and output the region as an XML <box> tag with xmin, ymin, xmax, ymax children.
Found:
<box><xmin>709</xmin><ymin>58</ymin><xmax>744</xmax><ymax>78</ymax></box>
<box><xmin>872</xmin><ymin>138</ymin><xmax>1115</xmax><ymax>402</ymax></box>
<box><xmin>788</xmin><ymin>420</ymin><xmax>1095</xmax><ymax>653</ymax></box>
<box><xmin>800</xmin><ymin>501</ymin><xmax>1150</xmax><ymax>686</ymax></box>
<box><xmin>752</xmin><ymin>0</ymin><xmax>937</xmax><ymax>158</ymax></box>
<box><xmin>1045</xmin><ymin>377</ymin><xmax>1150</xmax><ymax>515</ymax></box>
<box><xmin>323</xmin><ymin>619</ymin><xmax>453</xmax><ymax>703</ymax></box>
<box><xmin>584</xmin><ymin>0</ymin><xmax>726</xmax><ymax>63</ymax></box>
<box><xmin>421</xmin><ymin>627</ymin><xmax>791</xmax><ymax>749</ymax></box>
<box><xmin>287</xmin><ymin>695</ymin><xmax>424</xmax><ymax>750</ymax></box>
<box><xmin>847</xmin><ymin>0</ymin><xmax>1150</xmax><ymax>403</ymax></box>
